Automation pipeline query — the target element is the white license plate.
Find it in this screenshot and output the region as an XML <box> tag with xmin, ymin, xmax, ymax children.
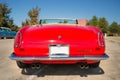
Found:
<box><xmin>49</xmin><ymin>44</ymin><xmax>69</xmax><ymax>57</ymax></box>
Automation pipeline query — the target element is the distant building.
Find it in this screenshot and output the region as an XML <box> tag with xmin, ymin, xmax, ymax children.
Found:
<box><xmin>77</xmin><ymin>19</ymin><xmax>88</xmax><ymax>26</ymax></box>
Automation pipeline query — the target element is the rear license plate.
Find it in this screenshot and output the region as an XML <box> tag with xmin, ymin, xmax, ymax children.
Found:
<box><xmin>49</xmin><ymin>44</ymin><xmax>69</xmax><ymax>57</ymax></box>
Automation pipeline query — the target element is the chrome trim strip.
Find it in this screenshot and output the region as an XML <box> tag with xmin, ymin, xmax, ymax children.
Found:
<box><xmin>40</xmin><ymin>18</ymin><xmax>77</xmax><ymax>20</ymax></box>
<box><xmin>9</xmin><ymin>53</ymin><xmax>109</xmax><ymax>61</ymax></box>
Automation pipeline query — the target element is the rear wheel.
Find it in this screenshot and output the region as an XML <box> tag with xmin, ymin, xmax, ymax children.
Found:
<box><xmin>16</xmin><ymin>61</ymin><xmax>30</xmax><ymax>69</ymax></box>
<box><xmin>89</xmin><ymin>61</ymin><xmax>100</xmax><ymax>68</ymax></box>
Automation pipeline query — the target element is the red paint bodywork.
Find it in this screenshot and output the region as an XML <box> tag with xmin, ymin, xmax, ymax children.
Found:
<box><xmin>14</xmin><ymin>24</ymin><xmax>105</xmax><ymax>64</ymax></box>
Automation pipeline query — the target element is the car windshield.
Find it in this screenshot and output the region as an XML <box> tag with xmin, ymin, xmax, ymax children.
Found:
<box><xmin>40</xmin><ymin>19</ymin><xmax>77</xmax><ymax>25</ymax></box>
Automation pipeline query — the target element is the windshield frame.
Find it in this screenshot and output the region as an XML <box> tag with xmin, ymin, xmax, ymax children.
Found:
<box><xmin>40</xmin><ymin>19</ymin><xmax>78</xmax><ymax>25</ymax></box>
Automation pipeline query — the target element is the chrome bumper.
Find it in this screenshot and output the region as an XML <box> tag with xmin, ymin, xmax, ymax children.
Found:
<box><xmin>9</xmin><ymin>53</ymin><xmax>109</xmax><ymax>61</ymax></box>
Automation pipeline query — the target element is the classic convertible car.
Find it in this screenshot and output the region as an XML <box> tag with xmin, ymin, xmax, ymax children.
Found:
<box><xmin>10</xmin><ymin>19</ymin><xmax>109</xmax><ymax>69</ymax></box>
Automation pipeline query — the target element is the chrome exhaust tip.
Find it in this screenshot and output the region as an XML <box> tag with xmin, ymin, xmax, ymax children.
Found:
<box><xmin>79</xmin><ymin>65</ymin><xmax>85</xmax><ymax>69</ymax></box>
<box><xmin>84</xmin><ymin>65</ymin><xmax>89</xmax><ymax>69</ymax></box>
<box><xmin>31</xmin><ymin>64</ymin><xmax>36</xmax><ymax>69</ymax></box>
<box><xmin>36</xmin><ymin>64</ymin><xmax>41</xmax><ymax>69</ymax></box>
<box><xmin>31</xmin><ymin>63</ymin><xmax>41</xmax><ymax>69</ymax></box>
<box><xmin>78</xmin><ymin>63</ymin><xmax>89</xmax><ymax>69</ymax></box>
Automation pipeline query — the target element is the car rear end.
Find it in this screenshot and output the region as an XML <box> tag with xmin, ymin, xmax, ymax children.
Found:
<box><xmin>10</xmin><ymin>25</ymin><xmax>109</xmax><ymax>69</ymax></box>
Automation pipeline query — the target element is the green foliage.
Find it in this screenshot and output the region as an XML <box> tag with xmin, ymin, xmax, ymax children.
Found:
<box><xmin>22</xmin><ymin>7</ymin><xmax>40</xmax><ymax>26</ymax></box>
<box><xmin>28</xmin><ymin>7</ymin><xmax>40</xmax><ymax>25</ymax></box>
<box><xmin>22</xmin><ymin>19</ymin><xmax>29</xmax><ymax>27</ymax></box>
<box><xmin>98</xmin><ymin>17</ymin><xmax>108</xmax><ymax>33</ymax></box>
<box><xmin>10</xmin><ymin>25</ymin><xmax>19</xmax><ymax>31</ymax></box>
<box><xmin>109</xmin><ymin>22</ymin><xmax>120</xmax><ymax>35</ymax></box>
<box><xmin>0</xmin><ymin>2</ymin><xmax>19</xmax><ymax>31</ymax></box>
<box><xmin>0</xmin><ymin>3</ymin><xmax>11</xmax><ymax>27</ymax></box>
<box><xmin>88</xmin><ymin>16</ymin><xmax>109</xmax><ymax>34</ymax></box>
<box><xmin>88</xmin><ymin>16</ymin><xmax>99</xmax><ymax>27</ymax></box>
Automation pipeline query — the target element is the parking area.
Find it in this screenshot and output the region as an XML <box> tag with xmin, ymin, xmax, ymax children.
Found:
<box><xmin>0</xmin><ymin>37</ymin><xmax>120</xmax><ymax>80</ymax></box>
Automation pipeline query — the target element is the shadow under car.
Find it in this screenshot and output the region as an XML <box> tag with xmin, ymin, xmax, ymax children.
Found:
<box><xmin>21</xmin><ymin>64</ymin><xmax>104</xmax><ymax>77</ymax></box>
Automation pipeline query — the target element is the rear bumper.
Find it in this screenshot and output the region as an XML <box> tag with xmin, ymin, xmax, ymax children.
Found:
<box><xmin>9</xmin><ymin>53</ymin><xmax>109</xmax><ymax>61</ymax></box>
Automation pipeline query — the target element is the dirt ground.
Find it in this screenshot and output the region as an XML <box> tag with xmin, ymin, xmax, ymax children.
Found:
<box><xmin>0</xmin><ymin>37</ymin><xmax>120</xmax><ymax>80</ymax></box>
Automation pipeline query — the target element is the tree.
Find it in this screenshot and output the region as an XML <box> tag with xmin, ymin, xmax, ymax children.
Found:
<box><xmin>98</xmin><ymin>17</ymin><xmax>108</xmax><ymax>33</ymax></box>
<box><xmin>0</xmin><ymin>3</ymin><xmax>11</xmax><ymax>27</ymax></box>
<box><xmin>0</xmin><ymin>3</ymin><xmax>18</xmax><ymax>31</ymax></box>
<box><xmin>88</xmin><ymin>16</ymin><xmax>110</xmax><ymax>34</ymax></box>
<box><xmin>10</xmin><ymin>24</ymin><xmax>19</xmax><ymax>31</ymax></box>
<box><xmin>88</xmin><ymin>16</ymin><xmax>99</xmax><ymax>27</ymax></box>
<box><xmin>28</xmin><ymin>7</ymin><xmax>40</xmax><ymax>25</ymax></box>
<box><xmin>119</xmin><ymin>25</ymin><xmax>120</xmax><ymax>35</ymax></box>
<box><xmin>22</xmin><ymin>7</ymin><xmax>40</xmax><ymax>26</ymax></box>
<box><xmin>109</xmin><ymin>22</ymin><xmax>120</xmax><ymax>35</ymax></box>
<box><xmin>22</xmin><ymin>19</ymin><xmax>29</xmax><ymax>27</ymax></box>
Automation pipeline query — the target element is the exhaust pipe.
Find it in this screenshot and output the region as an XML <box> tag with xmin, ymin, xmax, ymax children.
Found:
<box><xmin>31</xmin><ymin>64</ymin><xmax>36</xmax><ymax>69</ymax></box>
<box><xmin>79</xmin><ymin>65</ymin><xmax>85</xmax><ymax>69</ymax></box>
<box><xmin>31</xmin><ymin>63</ymin><xmax>41</xmax><ymax>69</ymax></box>
<box><xmin>84</xmin><ymin>65</ymin><xmax>89</xmax><ymax>69</ymax></box>
<box><xmin>78</xmin><ymin>63</ymin><xmax>89</xmax><ymax>69</ymax></box>
<box><xmin>36</xmin><ymin>64</ymin><xmax>41</xmax><ymax>69</ymax></box>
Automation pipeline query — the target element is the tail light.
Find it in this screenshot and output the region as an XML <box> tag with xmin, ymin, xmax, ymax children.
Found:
<box><xmin>14</xmin><ymin>32</ymin><xmax>22</xmax><ymax>48</ymax></box>
<box><xmin>98</xmin><ymin>32</ymin><xmax>105</xmax><ymax>47</ymax></box>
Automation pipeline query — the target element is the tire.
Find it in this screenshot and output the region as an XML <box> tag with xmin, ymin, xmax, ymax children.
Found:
<box><xmin>16</xmin><ymin>61</ymin><xmax>30</xmax><ymax>69</ymax></box>
<box><xmin>89</xmin><ymin>61</ymin><xmax>100</xmax><ymax>68</ymax></box>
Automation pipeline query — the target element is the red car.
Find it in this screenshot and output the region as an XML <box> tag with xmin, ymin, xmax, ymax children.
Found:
<box><xmin>10</xmin><ymin>19</ymin><xmax>109</xmax><ymax>69</ymax></box>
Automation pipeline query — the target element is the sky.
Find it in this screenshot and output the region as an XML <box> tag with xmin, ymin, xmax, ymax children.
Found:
<box><xmin>0</xmin><ymin>0</ymin><xmax>120</xmax><ymax>27</ymax></box>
